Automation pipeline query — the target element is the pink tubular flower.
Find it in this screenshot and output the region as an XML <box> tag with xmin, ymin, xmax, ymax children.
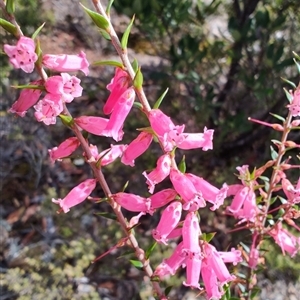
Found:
<box><xmin>4</xmin><ymin>36</ymin><xmax>38</xmax><ymax>73</ymax></box>
<box><xmin>102</xmin><ymin>87</ymin><xmax>135</xmax><ymax>141</ymax></box>
<box><xmin>112</xmin><ymin>192</ymin><xmax>152</xmax><ymax>213</ymax></box>
<box><xmin>45</xmin><ymin>73</ymin><xmax>83</xmax><ymax>103</ymax></box>
<box><xmin>149</xmin><ymin>189</ymin><xmax>178</xmax><ymax>210</ymax></box>
<box><xmin>282</xmin><ymin>178</ymin><xmax>300</xmax><ymax>204</ymax></box>
<box><xmin>154</xmin><ymin>241</ymin><xmax>186</xmax><ymax>279</ymax></box>
<box><xmin>148</xmin><ymin>109</ymin><xmax>185</xmax><ymax>151</ymax></box>
<box><xmin>9</xmin><ymin>80</ymin><xmax>43</xmax><ymax>117</ymax></box>
<box><xmin>121</xmin><ymin>132</ymin><xmax>153</xmax><ymax>166</ymax></box>
<box><xmin>48</xmin><ymin>137</ymin><xmax>80</xmax><ymax>163</ymax></box>
<box><xmin>104</xmin><ymin>67</ymin><xmax>130</xmax><ymax>115</ymax></box>
<box><xmin>34</xmin><ymin>93</ymin><xmax>63</xmax><ymax>125</ymax></box>
<box><xmin>170</xmin><ymin>169</ymin><xmax>206</xmax><ymax>211</ymax></box>
<box><xmin>268</xmin><ymin>223</ymin><xmax>300</xmax><ymax>257</ymax></box>
<box><xmin>227</xmin><ymin>186</ymin><xmax>257</xmax><ymax>222</ymax></box>
<box><xmin>52</xmin><ymin>178</ymin><xmax>97</xmax><ymax>213</ymax></box>
<box><xmin>177</xmin><ymin>127</ymin><xmax>214</xmax><ymax>151</ymax></box>
<box><xmin>201</xmin><ymin>261</ymin><xmax>224</xmax><ymax>300</ymax></box>
<box><xmin>143</xmin><ymin>154</ymin><xmax>171</xmax><ymax>194</ymax></box>
<box><xmin>97</xmin><ymin>144</ymin><xmax>127</xmax><ymax>166</ymax></box>
<box><xmin>248</xmin><ymin>233</ymin><xmax>260</xmax><ymax>269</ymax></box>
<box><xmin>218</xmin><ymin>248</ymin><xmax>243</xmax><ymax>266</ymax></box>
<box><xmin>182</xmin><ymin>212</ymin><xmax>202</xmax><ymax>289</ymax></box>
<box><xmin>74</xmin><ymin>116</ymin><xmax>109</xmax><ymax>135</ymax></box>
<box><xmin>182</xmin><ymin>212</ymin><xmax>201</xmax><ymax>254</ymax></box>
<box><xmin>186</xmin><ymin>173</ymin><xmax>228</xmax><ymax>210</ymax></box>
<box><xmin>288</xmin><ymin>88</ymin><xmax>300</xmax><ymax>117</ymax></box>
<box><xmin>152</xmin><ymin>202</ymin><xmax>182</xmax><ymax>245</ymax></box>
<box><xmin>42</xmin><ymin>51</ymin><xmax>89</xmax><ymax>75</ymax></box>
<box><xmin>203</xmin><ymin>242</ymin><xmax>235</xmax><ymax>284</ymax></box>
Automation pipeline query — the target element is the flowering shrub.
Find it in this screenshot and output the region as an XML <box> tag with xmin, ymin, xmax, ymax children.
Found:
<box><xmin>1</xmin><ymin>0</ymin><xmax>299</xmax><ymax>299</ymax></box>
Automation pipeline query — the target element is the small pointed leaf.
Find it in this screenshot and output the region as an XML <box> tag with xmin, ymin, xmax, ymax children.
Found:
<box><xmin>178</xmin><ymin>155</ymin><xmax>186</xmax><ymax>173</ymax></box>
<box><xmin>165</xmin><ymin>286</ymin><xmax>173</xmax><ymax>296</ymax></box>
<box><xmin>94</xmin><ymin>212</ymin><xmax>117</xmax><ymax>221</ymax></box>
<box><xmin>283</xmin><ymin>88</ymin><xmax>293</xmax><ymax>103</ymax></box>
<box><xmin>92</xmin><ymin>60</ymin><xmax>123</xmax><ymax>68</ymax></box>
<box><xmin>154</xmin><ymin>88</ymin><xmax>169</xmax><ymax>109</ymax></box>
<box><xmin>281</xmin><ymin>77</ymin><xmax>296</xmax><ymax>89</ymax></box>
<box><xmin>293</xmin><ymin>51</ymin><xmax>300</xmax><ymax>61</ymax></box>
<box><xmin>201</xmin><ymin>232</ymin><xmax>216</xmax><ymax>242</ymax></box>
<box><xmin>32</xmin><ymin>22</ymin><xmax>45</xmax><ymax>40</ymax></box>
<box><xmin>11</xmin><ymin>84</ymin><xmax>44</xmax><ymax>90</ymax></box>
<box><xmin>270</xmin><ymin>145</ymin><xmax>278</xmax><ymax>160</ymax></box>
<box><xmin>269</xmin><ymin>113</ymin><xmax>285</xmax><ymax>122</ymax></box>
<box><xmin>294</xmin><ymin>58</ymin><xmax>300</xmax><ymax>74</ymax></box>
<box><xmin>99</xmin><ymin>29</ymin><xmax>111</xmax><ymax>40</ymax></box>
<box><xmin>6</xmin><ymin>0</ymin><xmax>15</xmax><ymax>14</ymax></box>
<box><xmin>121</xmin><ymin>15</ymin><xmax>135</xmax><ymax>50</ymax></box>
<box><xmin>0</xmin><ymin>18</ymin><xmax>17</xmax><ymax>35</ymax></box>
<box><xmin>145</xmin><ymin>242</ymin><xmax>157</xmax><ymax>259</ymax></box>
<box><xmin>133</xmin><ymin>67</ymin><xmax>143</xmax><ymax>89</ymax></box>
<box><xmin>133</xmin><ymin>102</ymin><xmax>143</xmax><ymax>110</ymax></box>
<box><xmin>81</xmin><ymin>4</ymin><xmax>109</xmax><ymax>30</ymax></box>
<box><xmin>131</xmin><ymin>59</ymin><xmax>138</xmax><ymax>73</ymax></box>
<box><xmin>35</xmin><ymin>38</ymin><xmax>43</xmax><ymax>67</ymax></box>
<box><xmin>130</xmin><ymin>259</ymin><xmax>143</xmax><ymax>268</ymax></box>
<box><xmin>122</xmin><ymin>181</ymin><xmax>129</xmax><ymax>192</ymax></box>
<box><xmin>59</xmin><ymin>114</ymin><xmax>74</xmax><ymax>127</ymax></box>
<box><xmin>106</xmin><ymin>0</ymin><xmax>114</xmax><ymax>16</ymax></box>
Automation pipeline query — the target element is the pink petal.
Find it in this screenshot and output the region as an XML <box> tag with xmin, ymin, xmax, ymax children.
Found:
<box><xmin>75</xmin><ymin>116</ymin><xmax>109</xmax><ymax>135</ymax></box>
<box><xmin>48</xmin><ymin>137</ymin><xmax>80</xmax><ymax>163</ymax></box>
<box><xmin>42</xmin><ymin>51</ymin><xmax>89</xmax><ymax>75</ymax></box>
<box><xmin>52</xmin><ymin>179</ymin><xmax>96</xmax><ymax>213</ymax></box>
<box><xmin>152</xmin><ymin>201</ymin><xmax>182</xmax><ymax>245</ymax></box>
<box><xmin>121</xmin><ymin>132</ymin><xmax>153</xmax><ymax>166</ymax></box>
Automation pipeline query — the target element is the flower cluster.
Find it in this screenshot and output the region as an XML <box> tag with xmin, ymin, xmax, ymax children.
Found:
<box><xmin>5</xmin><ymin>37</ymin><xmax>87</xmax><ymax>123</ymax></box>
<box><xmin>4</xmin><ymin>34</ymin><xmax>238</xmax><ymax>299</ymax></box>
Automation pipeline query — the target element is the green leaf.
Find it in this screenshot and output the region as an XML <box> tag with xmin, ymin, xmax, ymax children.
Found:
<box><xmin>11</xmin><ymin>84</ymin><xmax>44</xmax><ymax>90</ymax></box>
<box><xmin>269</xmin><ymin>113</ymin><xmax>285</xmax><ymax>122</ymax></box>
<box><xmin>164</xmin><ymin>286</ymin><xmax>173</xmax><ymax>296</ymax></box>
<box><xmin>293</xmin><ymin>51</ymin><xmax>300</xmax><ymax>61</ymax></box>
<box><xmin>283</xmin><ymin>88</ymin><xmax>293</xmax><ymax>103</ymax></box>
<box><xmin>154</xmin><ymin>88</ymin><xmax>169</xmax><ymax>109</ymax></box>
<box><xmin>122</xmin><ymin>181</ymin><xmax>129</xmax><ymax>192</ymax></box>
<box><xmin>0</xmin><ymin>18</ymin><xmax>17</xmax><ymax>35</ymax></box>
<box><xmin>92</xmin><ymin>60</ymin><xmax>123</xmax><ymax>68</ymax></box>
<box><xmin>106</xmin><ymin>0</ymin><xmax>114</xmax><ymax>16</ymax></box>
<box><xmin>250</xmin><ymin>287</ymin><xmax>261</xmax><ymax>299</ymax></box>
<box><xmin>131</xmin><ymin>59</ymin><xmax>139</xmax><ymax>73</ymax></box>
<box><xmin>6</xmin><ymin>0</ymin><xmax>15</xmax><ymax>14</ymax></box>
<box><xmin>178</xmin><ymin>155</ymin><xmax>186</xmax><ymax>173</ymax></box>
<box><xmin>201</xmin><ymin>232</ymin><xmax>216</xmax><ymax>243</ymax></box>
<box><xmin>99</xmin><ymin>28</ymin><xmax>111</xmax><ymax>40</ymax></box>
<box><xmin>130</xmin><ymin>259</ymin><xmax>143</xmax><ymax>268</ymax></box>
<box><xmin>281</xmin><ymin>77</ymin><xmax>296</xmax><ymax>89</ymax></box>
<box><xmin>94</xmin><ymin>212</ymin><xmax>117</xmax><ymax>221</ymax></box>
<box><xmin>59</xmin><ymin>114</ymin><xmax>74</xmax><ymax>127</ymax></box>
<box><xmin>80</xmin><ymin>4</ymin><xmax>109</xmax><ymax>30</ymax></box>
<box><xmin>294</xmin><ymin>58</ymin><xmax>300</xmax><ymax>74</ymax></box>
<box><xmin>133</xmin><ymin>67</ymin><xmax>143</xmax><ymax>89</ymax></box>
<box><xmin>145</xmin><ymin>242</ymin><xmax>157</xmax><ymax>259</ymax></box>
<box><xmin>121</xmin><ymin>14</ymin><xmax>135</xmax><ymax>50</ymax></box>
<box><xmin>270</xmin><ymin>145</ymin><xmax>278</xmax><ymax>160</ymax></box>
<box><xmin>35</xmin><ymin>38</ymin><xmax>43</xmax><ymax>67</ymax></box>
<box><xmin>31</xmin><ymin>22</ymin><xmax>45</xmax><ymax>40</ymax></box>
<box><xmin>133</xmin><ymin>102</ymin><xmax>143</xmax><ymax>110</ymax></box>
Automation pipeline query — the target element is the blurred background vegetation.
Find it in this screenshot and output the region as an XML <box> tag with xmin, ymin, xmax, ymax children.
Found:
<box><xmin>1</xmin><ymin>0</ymin><xmax>300</xmax><ymax>299</ymax></box>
